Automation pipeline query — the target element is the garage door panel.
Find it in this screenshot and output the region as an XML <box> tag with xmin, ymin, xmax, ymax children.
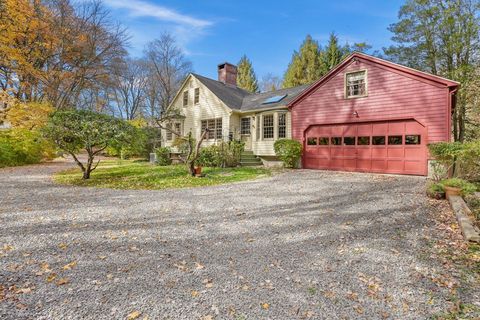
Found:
<box><xmin>387</xmin><ymin>148</ymin><xmax>404</xmax><ymax>158</ymax></box>
<box><xmin>372</xmin><ymin>123</ymin><xmax>388</xmax><ymax>134</ymax></box>
<box><xmin>304</xmin><ymin>120</ymin><xmax>427</xmax><ymax>175</ymax></box>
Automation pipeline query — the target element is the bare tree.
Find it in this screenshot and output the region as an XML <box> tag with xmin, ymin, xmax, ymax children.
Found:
<box><xmin>260</xmin><ymin>73</ymin><xmax>282</xmax><ymax>92</ymax></box>
<box><xmin>42</xmin><ymin>0</ymin><xmax>128</xmax><ymax>110</ymax></box>
<box><xmin>109</xmin><ymin>58</ymin><xmax>147</xmax><ymax>119</ymax></box>
<box><xmin>144</xmin><ymin>33</ymin><xmax>192</xmax><ymax>116</ymax></box>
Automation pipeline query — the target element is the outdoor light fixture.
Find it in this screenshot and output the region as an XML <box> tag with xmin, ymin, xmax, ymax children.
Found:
<box><xmin>353</xmin><ymin>111</ymin><xmax>359</xmax><ymax>117</ymax></box>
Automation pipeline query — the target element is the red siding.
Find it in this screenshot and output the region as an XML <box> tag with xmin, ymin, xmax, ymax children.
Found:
<box><xmin>291</xmin><ymin>59</ymin><xmax>451</xmax><ymax>146</ymax></box>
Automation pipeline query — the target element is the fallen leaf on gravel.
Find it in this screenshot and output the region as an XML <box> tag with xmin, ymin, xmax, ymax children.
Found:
<box><xmin>241</xmin><ymin>284</ymin><xmax>250</xmax><ymax>291</ymax></box>
<box><xmin>302</xmin><ymin>310</ymin><xmax>314</xmax><ymax>318</ymax></box>
<box><xmin>322</xmin><ymin>291</ymin><xmax>336</xmax><ymax>299</ymax></box>
<box><xmin>40</xmin><ymin>262</ymin><xmax>51</xmax><ymax>273</ymax></box>
<box><xmin>63</xmin><ymin>261</ymin><xmax>77</xmax><ymax>270</ymax></box>
<box><xmin>58</xmin><ymin>243</ymin><xmax>68</xmax><ymax>250</ymax></box>
<box><xmin>56</xmin><ymin>278</ymin><xmax>69</xmax><ymax>285</ymax></box>
<box><xmin>191</xmin><ymin>290</ymin><xmax>199</xmax><ymax>297</ymax></box>
<box><xmin>346</xmin><ymin>291</ymin><xmax>358</xmax><ymax>301</ymax></box>
<box><xmin>127</xmin><ymin>310</ymin><xmax>141</xmax><ymax>320</ymax></box>
<box><xmin>202</xmin><ymin>279</ymin><xmax>213</xmax><ymax>288</ymax></box>
<box><xmin>46</xmin><ymin>273</ymin><xmax>57</xmax><ymax>282</ymax></box>
<box><xmin>201</xmin><ymin>316</ymin><xmax>213</xmax><ymax>320</ymax></box>
<box><xmin>247</xmin><ymin>238</ymin><xmax>255</xmax><ymax>242</ymax></box>
<box><xmin>3</xmin><ymin>244</ymin><xmax>14</xmax><ymax>251</ymax></box>
<box><xmin>353</xmin><ymin>305</ymin><xmax>364</xmax><ymax>314</ymax></box>
<box><xmin>195</xmin><ymin>262</ymin><xmax>205</xmax><ymax>270</ymax></box>
<box><xmin>98</xmin><ymin>255</ymin><xmax>107</xmax><ymax>260</ymax></box>
<box><xmin>16</xmin><ymin>288</ymin><xmax>32</xmax><ymax>294</ymax></box>
<box><xmin>261</xmin><ymin>303</ymin><xmax>270</xmax><ymax>310</ymax></box>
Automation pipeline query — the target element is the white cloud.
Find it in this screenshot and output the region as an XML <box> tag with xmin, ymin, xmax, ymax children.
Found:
<box><xmin>103</xmin><ymin>0</ymin><xmax>212</xmax><ymax>28</ymax></box>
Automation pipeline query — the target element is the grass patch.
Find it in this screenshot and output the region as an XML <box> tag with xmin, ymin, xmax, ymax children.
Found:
<box><xmin>54</xmin><ymin>160</ymin><xmax>272</xmax><ymax>190</ymax></box>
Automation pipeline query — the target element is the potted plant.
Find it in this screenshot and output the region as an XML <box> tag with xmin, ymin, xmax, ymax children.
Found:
<box><xmin>194</xmin><ymin>165</ymin><xmax>202</xmax><ymax>176</ymax></box>
<box><xmin>427</xmin><ymin>183</ymin><xmax>445</xmax><ymax>200</ymax></box>
<box><xmin>441</xmin><ymin>178</ymin><xmax>469</xmax><ymax>198</ymax></box>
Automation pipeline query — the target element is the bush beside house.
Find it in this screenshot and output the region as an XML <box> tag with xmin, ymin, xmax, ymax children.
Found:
<box><xmin>274</xmin><ymin>139</ymin><xmax>303</xmax><ymax>168</ymax></box>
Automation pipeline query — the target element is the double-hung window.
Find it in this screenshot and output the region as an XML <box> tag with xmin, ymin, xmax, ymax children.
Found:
<box><xmin>201</xmin><ymin>118</ymin><xmax>222</xmax><ymax>140</ymax></box>
<box><xmin>183</xmin><ymin>91</ymin><xmax>188</xmax><ymax>107</ymax></box>
<box><xmin>263</xmin><ymin>114</ymin><xmax>274</xmax><ymax>139</ymax></box>
<box><xmin>194</xmin><ymin>88</ymin><xmax>200</xmax><ymax>104</ymax></box>
<box><xmin>278</xmin><ymin>113</ymin><xmax>286</xmax><ymax>138</ymax></box>
<box><xmin>346</xmin><ymin>71</ymin><xmax>367</xmax><ymax>98</ymax></box>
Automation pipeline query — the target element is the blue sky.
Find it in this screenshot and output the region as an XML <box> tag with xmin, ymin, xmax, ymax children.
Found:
<box><xmin>103</xmin><ymin>0</ymin><xmax>404</xmax><ymax>80</ymax></box>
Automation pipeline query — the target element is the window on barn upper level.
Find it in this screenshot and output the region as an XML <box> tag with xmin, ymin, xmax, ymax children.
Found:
<box><xmin>346</xmin><ymin>70</ymin><xmax>367</xmax><ymax>98</ymax></box>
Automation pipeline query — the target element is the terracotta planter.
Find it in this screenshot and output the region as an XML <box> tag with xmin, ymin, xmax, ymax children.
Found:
<box><xmin>194</xmin><ymin>166</ymin><xmax>202</xmax><ymax>176</ymax></box>
<box><xmin>444</xmin><ymin>186</ymin><xmax>461</xmax><ymax>198</ymax></box>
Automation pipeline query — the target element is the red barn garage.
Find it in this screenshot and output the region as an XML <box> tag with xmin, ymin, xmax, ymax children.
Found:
<box><xmin>288</xmin><ymin>53</ymin><xmax>459</xmax><ymax>176</ymax></box>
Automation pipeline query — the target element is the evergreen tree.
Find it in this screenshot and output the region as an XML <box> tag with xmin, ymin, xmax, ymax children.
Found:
<box><xmin>384</xmin><ymin>0</ymin><xmax>480</xmax><ymax>141</ymax></box>
<box><xmin>236</xmin><ymin>55</ymin><xmax>259</xmax><ymax>93</ymax></box>
<box><xmin>321</xmin><ymin>33</ymin><xmax>348</xmax><ymax>75</ymax></box>
<box><xmin>283</xmin><ymin>35</ymin><xmax>322</xmax><ymax>88</ymax></box>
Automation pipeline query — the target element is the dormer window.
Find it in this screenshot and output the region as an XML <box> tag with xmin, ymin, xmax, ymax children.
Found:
<box><xmin>346</xmin><ymin>70</ymin><xmax>367</xmax><ymax>98</ymax></box>
<box><xmin>183</xmin><ymin>91</ymin><xmax>188</xmax><ymax>107</ymax></box>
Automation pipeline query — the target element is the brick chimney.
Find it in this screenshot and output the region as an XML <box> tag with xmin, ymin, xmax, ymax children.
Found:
<box><xmin>218</xmin><ymin>62</ymin><xmax>237</xmax><ymax>86</ymax></box>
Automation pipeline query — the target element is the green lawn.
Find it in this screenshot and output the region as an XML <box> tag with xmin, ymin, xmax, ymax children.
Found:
<box><xmin>54</xmin><ymin>160</ymin><xmax>272</xmax><ymax>190</ymax></box>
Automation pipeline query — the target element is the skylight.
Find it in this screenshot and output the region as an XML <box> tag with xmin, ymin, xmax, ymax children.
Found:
<box><xmin>262</xmin><ymin>94</ymin><xmax>287</xmax><ymax>104</ymax></box>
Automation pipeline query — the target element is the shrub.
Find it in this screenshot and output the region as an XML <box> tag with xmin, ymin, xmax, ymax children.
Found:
<box><xmin>197</xmin><ymin>145</ymin><xmax>223</xmax><ymax>167</ymax></box>
<box><xmin>426</xmin><ymin>182</ymin><xmax>445</xmax><ymax>199</ymax></box>
<box><xmin>464</xmin><ymin>194</ymin><xmax>480</xmax><ymax>224</ymax></box>
<box><xmin>218</xmin><ymin>140</ymin><xmax>245</xmax><ymax>167</ymax></box>
<box><xmin>43</xmin><ymin>110</ymin><xmax>138</xmax><ymax>179</ymax></box>
<box><xmin>274</xmin><ymin>139</ymin><xmax>303</xmax><ymax>168</ymax></box>
<box><xmin>195</xmin><ymin>141</ymin><xmax>245</xmax><ymax>168</ymax></box>
<box><xmin>0</xmin><ymin>129</ymin><xmax>55</xmax><ymax>168</ymax></box>
<box><xmin>155</xmin><ymin>147</ymin><xmax>172</xmax><ymax>166</ymax></box>
<box><xmin>440</xmin><ymin>178</ymin><xmax>477</xmax><ymax>195</ymax></box>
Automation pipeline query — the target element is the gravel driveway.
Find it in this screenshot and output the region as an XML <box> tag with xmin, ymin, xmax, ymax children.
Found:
<box><xmin>0</xmin><ymin>160</ymin><xmax>474</xmax><ymax>319</ymax></box>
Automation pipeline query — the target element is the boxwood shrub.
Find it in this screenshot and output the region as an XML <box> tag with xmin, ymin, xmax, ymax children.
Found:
<box><xmin>274</xmin><ymin>139</ymin><xmax>303</xmax><ymax>168</ymax></box>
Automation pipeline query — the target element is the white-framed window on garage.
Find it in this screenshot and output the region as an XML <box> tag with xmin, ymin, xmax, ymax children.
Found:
<box><xmin>241</xmin><ymin>117</ymin><xmax>251</xmax><ymax>135</ymax></box>
<box><xmin>262</xmin><ymin>114</ymin><xmax>274</xmax><ymax>139</ymax></box>
<box><xmin>278</xmin><ymin>113</ymin><xmax>286</xmax><ymax>138</ymax></box>
<box><xmin>345</xmin><ymin>70</ymin><xmax>367</xmax><ymax>98</ymax></box>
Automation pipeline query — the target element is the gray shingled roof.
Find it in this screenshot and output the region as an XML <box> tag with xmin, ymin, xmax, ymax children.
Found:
<box><xmin>193</xmin><ymin>73</ymin><xmax>309</xmax><ymax>112</ymax></box>
<box><xmin>240</xmin><ymin>84</ymin><xmax>309</xmax><ymax>111</ymax></box>
<box><xmin>192</xmin><ymin>74</ymin><xmax>251</xmax><ymax>110</ymax></box>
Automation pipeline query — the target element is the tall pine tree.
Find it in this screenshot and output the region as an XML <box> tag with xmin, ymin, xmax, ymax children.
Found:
<box><xmin>236</xmin><ymin>55</ymin><xmax>259</xmax><ymax>93</ymax></box>
<box><xmin>384</xmin><ymin>0</ymin><xmax>480</xmax><ymax>141</ymax></box>
<box><xmin>321</xmin><ymin>33</ymin><xmax>349</xmax><ymax>74</ymax></box>
<box><xmin>283</xmin><ymin>35</ymin><xmax>322</xmax><ymax>88</ymax></box>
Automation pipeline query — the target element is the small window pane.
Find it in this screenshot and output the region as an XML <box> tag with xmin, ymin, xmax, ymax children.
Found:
<box><xmin>319</xmin><ymin>137</ymin><xmax>329</xmax><ymax>145</ymax></box>
<box><xmin>241</xmin><ymin>117</ymin><xmax>251</xmax><ymax>135</ymax></box>
<box><xmin>388</xmin><ymin>135</ymin><xmax>403</xmax><ymax>145</ymax></box>
<box><xmin>215</xmin><ymin>118</ymin><xmax>222</xmax><ymax>139</ymax></box>
<box><xmin>343</xmin><ymin>137</ymin><xmax>355</xmax><ymax>145</ymax></box>
<box><xmin>346</xmin><ymin>71</ymin><xmax>366</xmax><ymax>98</ymax></box>
<box><xmin>358</xmin><ymin>136</ymin><xmax>370</xmax><ymax>145</ymax></box>
<box><xmin>372</xmin><ymin>136</ymin><xmax>385</xmax><ymax>145</ymax></box>
<box><xmin>405</xmin><ymin>135</ymin><xmax>421</xmax><ymax>145</ymax></box>
<box><xmin>331</xmin><ymin>137</ymin><xmax>342</xmax><ymax>145</ymax></box>
<box><xmin>307</xmin><ymin>137</ymin><xmax>317</xmax><ymax>145</ymax></box>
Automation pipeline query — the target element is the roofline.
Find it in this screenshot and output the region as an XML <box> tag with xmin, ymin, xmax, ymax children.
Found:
<box><xmin>166</xmin><ymin>73</ymin><xmax>194</xmax><ymax>111</ymax></box>
<box><xmin>288</xmin><ymin>52</ymin><xmax>460</xmax><ymax>108</ymax></box>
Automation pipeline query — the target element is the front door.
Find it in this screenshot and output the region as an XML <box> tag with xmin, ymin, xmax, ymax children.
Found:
<box><xmin>240</xmin><ymin>117</ymin><xmax>252</xmax><ymax>150</ymax></box>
